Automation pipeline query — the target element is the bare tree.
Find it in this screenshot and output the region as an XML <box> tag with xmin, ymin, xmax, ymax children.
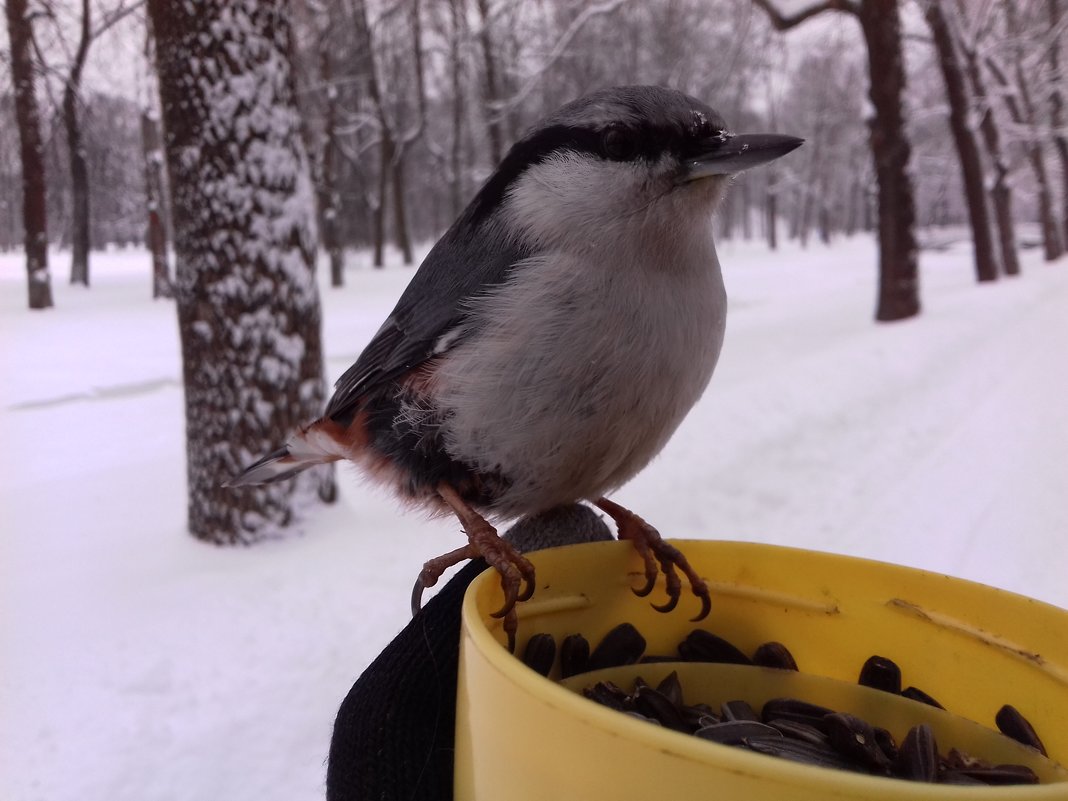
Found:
<box><xmin>754</xmin><ymin>0</ymin><xmax>921</xmax><ymax>321</ymax></box>
<box><xmin>314</xmin><ymin>14</ymin><xmax>345</xmax><ymax>286</ymax></box>
<box><xmin>61</xmin><ymin>0</ymin><xmax>91</xmax><ymax>285</ymax></box>
<box><xmin>141</xmin><ymin>17</ymin><xmax>171</xmax><ymax>298</ymax></box>
<box><xmin>140</xmin><ymin>107</ymin><xmax>171</xmax><ymax>298</ymax></box>
<box><xmin>5</xmin><ymin>0</ymin><xmax>54</xmax><ymax>309</ymax></box>
<box><xmin>954</xmin><ymin>1</ymin><xmax>1020</xmax><ymax>276</ymax></box>
<box><xmin>350</xmin><ymin>0</ymin><xmax>427</xmax><ymax>267</ymax></box>
<box><xmin>148</xmin><ymin>0</ymin><xmax>335</xmax><ymax>544</ymax></box>
<box><xmin>1049</xmin><ymin>0</ymin><xmax>1068</xmax><ymax>246</ymax></box>
<box><xmin>474</xmin><ymin>0</ymin><xmax>505</xmax><ymax>164</ymax></box>
<box><xmin>922</xmin><ymin>0</ymin><xmax>999</xmax><ymax>281</ymax></box>
<box><xmin>986</xmin><ymin>0</ymin><xmax>1064</xmax><ymax>261</ymax></box>
<box><xmin>31</xmin><ymin>0</ymin><xmax>144</xmax><ymax>286</ymax></box>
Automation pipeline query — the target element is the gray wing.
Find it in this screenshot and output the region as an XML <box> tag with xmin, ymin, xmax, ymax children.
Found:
<box><xmin>324</xmin><ymin>222</ymin><xmax>530</xmax><ymax>421</ymax></box>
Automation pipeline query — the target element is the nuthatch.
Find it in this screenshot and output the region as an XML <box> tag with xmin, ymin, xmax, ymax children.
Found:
<box><xmin>229</xmin><ymin>86</ymin><xmax>802</xmax><ymax>647</ymax></box>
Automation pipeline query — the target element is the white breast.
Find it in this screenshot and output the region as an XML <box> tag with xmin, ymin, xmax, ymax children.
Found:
<box><xmin>431</xmin><ymin>165</ymin><xmax>728</xmax><ymax>517</ymax></box>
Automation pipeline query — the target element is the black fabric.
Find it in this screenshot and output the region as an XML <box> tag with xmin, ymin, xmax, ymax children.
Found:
<box><xmin>326</xmin><ymin>558</ymin><xmax>484</xmax><ymax>801</ymax></box>
<box><xmin>325</xmin><ymin>505</ymin><xmax>613</xmax><ymax>801</ymax></box>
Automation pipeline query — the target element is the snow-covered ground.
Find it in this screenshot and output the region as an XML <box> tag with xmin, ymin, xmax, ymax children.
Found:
<box><xmin>2</xmin><ymin>234</ymin><xmax>1066</xmax><ymax>801</ymax></box>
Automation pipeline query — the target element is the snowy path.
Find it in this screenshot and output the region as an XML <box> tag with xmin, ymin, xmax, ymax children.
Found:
<box><xmin>1</xmin><ymin>237</ymin><xmax>1066</xmax><ymax>801</ymax></box>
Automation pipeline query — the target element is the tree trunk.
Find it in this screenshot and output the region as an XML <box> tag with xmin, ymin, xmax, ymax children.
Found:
<box><xmin>65</xmin><ymin>0</ymin><xmax>92</xmax><ymax>287</ymax></box>
<box><xmin>741</xmin><ymin>176</ymin><xmax>752</xmax><ymax>239</ymax></box>
<box><xmin>148</xmin><ymin>0</ymin><xmax>335</xmax><ymax>544</ymax></box>
<box><xmin>140</xmin><ymin>109</ymin><xmax>172</xmax><ymax>298</ymax></box>
<box><xmin>858</xmin><ymin>0</ymin><xmax>920</xmax><ymax>321</ymax></box>
<box><xmin>766</xmin><ymin>173</ymin><xmax>778</xmax><ymax>250</ymax></box>
<box><xmin>1049</xmin><ymin>0</ymin><xmax>1068</xmax><ymax>247</ymax></box>
<box><xmin>373</xmin><ymin>135</ymin><xmax>391</xmax><ymax>268</ymax></box>
<box><xmin>987</xmin><ymin>55</ymin><xmax>1063</xmax><ymax>261</ymax></box>
<box><xmin>998</xmin><ymin>0</ymin><xmax>1063</xmax><ymax>261</ymax></box>
<box><xmin>391</xmin><ymin>155</ymin><xmax>413</xmax><ymax>265</ymax></box>
<box><xmin>752</xmin><ymin>0</ymin><xmax>921</xmax><ymax>321</ymax></box>
<box><xmin>475</xmin><ymin>0</ymin><xmax>505</xmax><ymax>165</ymax></box>
<box><xmin>448</xmin><ymin>0</ymin><xmax>467</xmax><ymax>220</ymax></box>
<box><xmin>959</xmin><ymin>33</ymin><xmax>1020</xmax><ymax>276</ymax></box>
<box><xmin>317</xmin><ymin>44</ymin><xmax>344</xmax><ymax>287</ymax></box>
<box><xmin>924</xmin><ymin>0</ymin><xmax>998</xmax><ymax>281</ymax></box>
<box><xmin>5</xmin><ymin>0</ymin><xmax>54</xmax><ymax>310</ymax></box>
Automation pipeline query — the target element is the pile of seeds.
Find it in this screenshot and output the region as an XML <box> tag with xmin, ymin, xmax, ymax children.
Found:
<box><xmin>519</xmin><ymin>624</ymin><xmax>1052</xmax><ymax>786</ymax></box>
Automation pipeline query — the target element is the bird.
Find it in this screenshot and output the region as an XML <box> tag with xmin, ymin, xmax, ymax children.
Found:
<box><xmin>227</xmin><ymin>85</ymin><xmax>802</xmax><ymax>649</ymax></box>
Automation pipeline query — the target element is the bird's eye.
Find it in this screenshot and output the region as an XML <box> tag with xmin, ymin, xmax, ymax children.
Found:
<box><xmin>602</xmin><ymin>126</ymin><xmax>636</xmax><ymax>161</ymax></box>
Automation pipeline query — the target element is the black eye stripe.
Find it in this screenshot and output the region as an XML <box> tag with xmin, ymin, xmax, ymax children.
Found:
<box><xmin>464</xmin><ymin>116</ymin><xmax>722</xmax><ymax>224</ymax></box>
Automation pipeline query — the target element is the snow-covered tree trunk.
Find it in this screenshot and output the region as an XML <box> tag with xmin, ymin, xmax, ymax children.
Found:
<box><xmin>148</xmin><ymin>0</ymin><xmax>335</xmax><ymax>545</ymax></box>
<box><xmin>5</xmin><ymin>0</ymin><xmax>54</xmax><ymax>310</ymax></box>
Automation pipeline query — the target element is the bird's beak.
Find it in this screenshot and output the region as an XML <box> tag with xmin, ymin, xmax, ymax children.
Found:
<box><xmin>680</xmin><ymin>133</ymin><xmax>804</xmax><ymax>181</ymax></box>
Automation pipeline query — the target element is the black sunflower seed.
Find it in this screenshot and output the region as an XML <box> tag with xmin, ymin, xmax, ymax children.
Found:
<box><xmin>995</xmin><ymin>705</ymin><xmax>1047</xmax><ymax>756</ymax></box>
<box><xmin>824</xmin><ymin>712</ymin><xmax>891</xmax><ymax>773</ymax></box>
<box><xmin>894</xmin><ymin>723</ymin><xmax>939</xmax><ymax>782</ymax></box>
<box><xmin>695</xmin><ymin>720</ymin><xmax>781</xmax><ymax>745</ymax></box>
<box><xmin>678</xmin><ymin>630</ymin><xmax>752</xmax><ymax>665</ymax></box>
<box><xmin>588</xmin><ymin>623</ymin><xmax>646</xmax><ymax>671</ymax></box>
<box><xmin>858</xmin><ymin>655</ymin><xmax>902</xmax><ymax>694</ymax></box>
<box><xmin>721</xmin><ymin>699</ymin><xmax>760</xmax><ymax>722</ymax></box>
<box><xmin>559</xmin><ymin>634</ymin><xmax>590</xmax><ymax>679</ymax></box>
<box><xmin>752</xmin><ymin>641</ymin><xmax>799</xmax><ymax>671</ymax></box>
<box><xmin>521</xmin><ymin>633</ymin><xmax>556</xmax><ymax>676</ymax></box>
<box><xmin>900</xmin><ymin>686</ymin><xmax>944</xmax><ymax>710</ymax></box>
<box><xmin>761</xmin><ymin>698</ymin><xmax>835</xmax><ymax>732</ymax></box>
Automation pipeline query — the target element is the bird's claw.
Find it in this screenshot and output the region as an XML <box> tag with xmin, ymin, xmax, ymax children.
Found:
<box><xmin>597</xmin><ymin>497</ymin><xmax>712</xmax><ymax>621</ymax></box>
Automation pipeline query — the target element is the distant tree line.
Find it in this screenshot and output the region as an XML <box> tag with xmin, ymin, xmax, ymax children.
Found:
<box><xmin>4</xmin><ymin>0</ymin><xmax>1066</xmax><ymax>316</ymax></box>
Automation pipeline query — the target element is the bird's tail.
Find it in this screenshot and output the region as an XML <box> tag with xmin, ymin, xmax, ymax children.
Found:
<box><xmin>224</xmin><ymin>420</ymin><xmax>345</xmax><ymax>487</ymax></box>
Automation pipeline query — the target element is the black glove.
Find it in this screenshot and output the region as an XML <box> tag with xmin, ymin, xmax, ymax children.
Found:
<box><xmin>326</xmin><ymin>504</ymin><xmax>612</xmax><ymax>801</ymax></box>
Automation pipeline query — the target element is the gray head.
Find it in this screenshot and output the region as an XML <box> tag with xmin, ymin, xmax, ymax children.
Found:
<box><xmin>465</xmin><ymin>86</ymin><xmax>802</xmax><ymax>247</ymax></box>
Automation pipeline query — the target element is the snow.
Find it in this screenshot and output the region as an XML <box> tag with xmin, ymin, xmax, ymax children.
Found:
<box><xmin>2</xmin><ymin>236</ymin><xmax>1067</xmax><ymax>801</ymax></box>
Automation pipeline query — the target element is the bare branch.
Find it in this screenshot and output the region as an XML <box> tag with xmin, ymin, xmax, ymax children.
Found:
<box><xmin>751</xmin><ymin>0</ymin><xmax>859</xmax><ymax>29</ymax></box>
<box><xmin>91</xmin><ymin>0</ymin><xmax>145</xmax><ymax>40</ymax></box>
<box><xmin>498</xmin><ymin>0</ymin><xmax>637</xmax><ymax>113</ymax></box>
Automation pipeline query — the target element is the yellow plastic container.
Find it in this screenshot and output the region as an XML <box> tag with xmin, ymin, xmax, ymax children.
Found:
<box><xmin>454</xmin><ymin>540</ymin><xmax>1068</xmax><ymax>800</ymax></box>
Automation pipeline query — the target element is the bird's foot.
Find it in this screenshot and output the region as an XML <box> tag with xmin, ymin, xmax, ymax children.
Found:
<box><xmin>411</xmin><ymin>484</ymin><xmax>537</xmax><ymax>652</ymax></box>
<box><xmin>595</xmin><ymin>497</ymin><xmax>711</xmax><ymax>621</ymax></box>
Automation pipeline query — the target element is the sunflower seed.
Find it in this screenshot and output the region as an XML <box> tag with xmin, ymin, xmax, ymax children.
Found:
<box><xmin>745</xmin><ymin>736</ymin><xmax>866</xmax><ymax>772</ymax></box>
<box><xmin>858</xmin><ymin>655</ymin><xmax>902</xmax><ymax>694</ymax></box>
<box><xmin>655</xmin><ymin>670</ymin><xmax>684</xmax><ymax>707</ymax></box>
<box><xmin>695</xmin><ymin>720</ymin><xmax>781</xmax><ymax>745</ymax></box>
<box><xmin>752</xmin><ymin>641</ymin><xmax>799</xmax><ymax>671</ymax></box>
<box><xmin>559</xmin><ymin>634</ymin><xmax>590</xmax><ymax>679</ymax></box>
<box><xmin>767</xmin><ymin>718</ymin><xmax>830</xmax><ymax>747</ymax></box>
<box><xmin>995</xmin><ymin>704</ymin><xmax>1047</xmax><ymax>756</ymax></box>
<box><xmin>900</xmin><ymin>685</ymin><xmax>944</xmax><ymax>710</ymax></box>
<box><xmin>761</xmin><ymin>698</ymin><xmax>835</xmax><ymax>732</ymax></box>
<box><xmin>678</xmin><ymin>630</ymin><xmax>752</xmax><ymax>665</ymax></box>
<box><xmin>588</xmin><ymin>623</ymin><xmax>646</xmax><ymax>671</ymax></box>
<box><xmin>824</xmin><ymin>712</ymin><xmax>891</xmax><ymax>773</ymax></box>
<box><xmin>894</xmin><ymin>723</ymin><xmax>938</xmax><ymax>782</ymax></box>
<box><xmin>721</xmin><ymin>699</ymin><xmax>760</xmax><ymax>722</ymax></box>
<box><xmin>521</xmin><ymin>633</ymin><xmax>556</xmax><ymax>676</ymax></box>
<box><xmin>954</xmin><ymin>764</ymin><xmax>1039</xmax><ymax>785</ymax></box>
<box><xmin>633</xmin><ymin>685</ymin><xmax>688</xmax><ymax>732</ymax></box>
<box><xmin>582</xmin><ymin>680</ymin><xmax>630</xmax><ymax>712</ymax></box>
